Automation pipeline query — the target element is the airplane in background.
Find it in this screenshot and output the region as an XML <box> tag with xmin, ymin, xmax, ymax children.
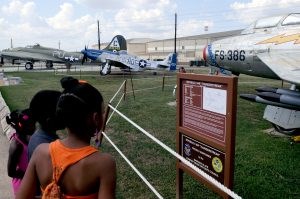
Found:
<box><xmin>203</xmin><ymin>13</ymin><xmax>300</xmax><ymax>135</ymax></box>
<box><xmin>0</xmin><ymin>35</ymin><xmax>127</xmax><ymax>70</ymax></box>
<box><xmin>81</xmin><ymin>45</ymin><xmax>177</xmax><ymax>75</ymax></box>
<box><xmin>0</xmin><ymin>44</ymin><xmax>83</xmax><ymax>70</ymax></box>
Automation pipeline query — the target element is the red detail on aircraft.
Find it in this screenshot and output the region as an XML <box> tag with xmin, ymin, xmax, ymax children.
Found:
<box><xmin>203</xmin><ymin>45</ymin><xmax>207</xmax><ymax>61</ymax></box>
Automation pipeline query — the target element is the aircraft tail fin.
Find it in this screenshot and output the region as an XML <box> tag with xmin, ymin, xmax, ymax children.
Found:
<box><xmin>169</xmin><ymin>52</ymin><xmax>177</xmax><ymax>71</ymax></box>
<box><xmin>103</xmin><ymin>35</ymin><xmax>127</xmax><ymax>51</ymax></box>
<box><xmin>160</xmin><ymin>52</ymin><xmax>177</xmax><ymax>71</ymax></box>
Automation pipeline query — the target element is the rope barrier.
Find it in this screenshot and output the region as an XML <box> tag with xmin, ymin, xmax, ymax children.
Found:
<box><xmin>107</xmin><ymin>104</ymin><xmax>242</xmax><ymax>199</ymax></box>
<box><xmin>106</xmin><ymin>93</ymin><xmax>125</xmax><ymax>124</ymax></box>
<box><xmin>102</xmin><ymin>131</ymin><xmax>163</xmax><ymax>199</ymax></box>
<box><xmin>109</xmin><ymin>80</ymin><xmax>126</xmax><ymax>103</ymax></box>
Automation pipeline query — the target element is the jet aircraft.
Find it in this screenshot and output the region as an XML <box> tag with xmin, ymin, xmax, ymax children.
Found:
<box><xmin>81</xmin><ymin>46</ymin><xmax>177</xmax><ymax>75</ymax></box>
<box><xmin>203</xmin><ymin>13</ymin><xmax>300</xmax><ymax>134</ymax></box>
<box><xmin>0</xmin><ymin>35</ymin><xmax>127</xmax><ymax>70</ymax></box>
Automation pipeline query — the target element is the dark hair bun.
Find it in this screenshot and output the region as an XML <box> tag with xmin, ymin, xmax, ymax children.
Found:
<box><xmin>60</xmin><ymin>76</ymin><xmax>79</xmax><ymax>90</ymax></box>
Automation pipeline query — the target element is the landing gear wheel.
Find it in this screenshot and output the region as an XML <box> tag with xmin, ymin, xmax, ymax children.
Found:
<box><xmin>25</xmin><ymin>62</ymin><xmax>33</xmax><ymax>70</ymax></box>
<box><xmin>46</xmin><ymin>62</ymin><xmax>53</xmax><ymax>68</ymax></box>
<box><xmin>272</xmin><ymin>124</ymin><xmax>300</xmax><ymax>136</ymax></box>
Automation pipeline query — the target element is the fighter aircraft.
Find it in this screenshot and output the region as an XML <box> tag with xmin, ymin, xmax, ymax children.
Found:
<box><xmin>203</xmin><ymin>13</ymin><xmax>300</xmax><ymax>135</ymax></box>
<box><xmin>81</xmin><ymin>47</ymin><xmax>177</xmax><ymax>75</ymax></box>
<box><xmin>0</xmin><ymin>35</ymin><xmax>127</xmax><ymax>70</ymax></box>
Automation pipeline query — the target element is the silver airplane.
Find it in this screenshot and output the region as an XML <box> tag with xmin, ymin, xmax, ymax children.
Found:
<box><xmin>203</xmin><ymin>13</ymin><xmax>300</xmax><ymax>135</ymax></box>
<box><xmin>81</xmin><ymin>47</ymin><xmax>177</xmax><ymax>75</ymax></box>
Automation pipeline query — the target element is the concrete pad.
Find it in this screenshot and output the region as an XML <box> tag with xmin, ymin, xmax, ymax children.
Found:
<box><xmin>263</xmin><ymin>128</ymin><xmax>291</xmax><ymax>138</ymax></box>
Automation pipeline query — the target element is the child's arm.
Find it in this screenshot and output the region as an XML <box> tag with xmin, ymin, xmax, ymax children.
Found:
<box><xmin>7</xmin><ymin>140</ymin><xmax>24</xmax><ymax>179</ymax></box>
<box><xmin>98</xmin><ymin>153</ymin><xmax>116</xmax><ymax>199</ymax></box>
<box><xmin>15</xmin><ymin>150</ymin><xmax>38</xmax><ymax>199</ymax></box>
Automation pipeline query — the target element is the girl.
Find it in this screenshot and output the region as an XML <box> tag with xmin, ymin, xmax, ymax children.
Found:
<box><xmin>17</xmin><ymin>76</ymin><xmax>116</xmax><ymax>199</ymax></box>
<box><xmin>6</xmin><ymin>109</ymin><xmax>36</xmax><ymax>196</ymax></box>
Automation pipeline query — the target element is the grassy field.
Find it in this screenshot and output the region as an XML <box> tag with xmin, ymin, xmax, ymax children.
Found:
<box><xmin>0</xmin><ymin>70</ymin><xmax>299</xmax><ymax>199</ymax></box>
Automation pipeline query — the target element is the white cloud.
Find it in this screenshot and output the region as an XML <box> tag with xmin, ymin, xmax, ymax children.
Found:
<box><xmin>74</xmin><ymin>0</ymin><xmax>126</xmax><ymax>10</ymax></box>
<box><xmin>230</xmin><ymin>0</ymin><xmax>300</xmax><ymax>24</ymax></box>
<box><xmin>1</xmin><ymin>0</ymin><xmax>24</xmax><ymax>15</ymax></box>
<box><xmin>46</xmin><ymin>3</ymin><xmax>74</xmax><ymax>30</ymax></box>
<box><xmin>92</xmin><ymin>0</ymin><xmax>177</xmax><ymax>41</ymax></box>
<box><xmin>178</xmin><ymin>19</ymin><xmax>214</xmax><ymax>37</ymax></box>
<box><xmin>21</xmin><ymin>2</ymin><xmax>35</xmax><ymax>17</ymax></box>
<box><xmin>74</xmin><ymin>0</ymin><xmax>174</xmax><ymax>11</ymax></box>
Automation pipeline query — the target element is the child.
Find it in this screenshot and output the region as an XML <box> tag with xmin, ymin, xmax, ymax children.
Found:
<box><xmin>17</xmin><ymin>76</ymin><xmax>116</xmax><ymax>199</ymax></box>
<box><xmin>6</xmin><ymin>109</ymin><xmax>36</xmax><ymax>196</ymax></box>
<box><xmin>27</xmin><ymin>90</ymin><xmax>63</xmax><ymax>160</ymax></box>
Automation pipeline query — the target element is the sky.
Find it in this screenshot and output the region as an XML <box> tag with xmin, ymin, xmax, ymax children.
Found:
<box><xmin>0</xmin><ymin>0</ymin><xmax>300</xmax><ymax>51</ymax></box>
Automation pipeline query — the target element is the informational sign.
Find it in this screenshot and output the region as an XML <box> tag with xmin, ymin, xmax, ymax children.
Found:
<box><xmin>176</xmin><ymin>73</ymin><xmax>237</xmax><ymax>199</ymax></box>
<box><xmin>181</xmin><ymin>80</ymin><xmax>228</xmax><ymax>145</ymax></box>
<box><xmin>182</xmin><ymin>134</ymin><xmax>225</xmax><ymax>182</ymax></box>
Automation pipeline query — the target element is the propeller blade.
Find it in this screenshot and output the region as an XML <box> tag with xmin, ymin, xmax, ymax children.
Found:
<box><xmin>81</xmin><ymin>46</ymin><xmax>88</xmax><ymax>65</ymax></box>
<box><xmin>81</xmin><ymin>54</ymin><xmax>87</xmax><ymax>65</ymax></box>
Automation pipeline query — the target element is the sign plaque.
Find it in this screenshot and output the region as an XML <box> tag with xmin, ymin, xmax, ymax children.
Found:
<box><xmin>176</xmin><ymin>73</ymin><xmax>237</xmax><ymax>199</ymax></box>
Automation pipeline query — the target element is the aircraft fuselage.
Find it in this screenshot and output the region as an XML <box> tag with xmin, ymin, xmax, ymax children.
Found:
<box><xmin>204</xmin><ymin>26</ymin><xmax>300</xmax><ymax>80</ymax></box>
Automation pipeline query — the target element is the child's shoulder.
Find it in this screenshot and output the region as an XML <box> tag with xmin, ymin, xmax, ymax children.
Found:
<box><xmin>32</xmin><ymin>143</ymin><xmax>50</xmax><ymax>158</ymax></box>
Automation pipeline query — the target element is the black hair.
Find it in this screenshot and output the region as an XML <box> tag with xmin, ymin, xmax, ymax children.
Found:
<box><xmin>6</xmin><ymin>108</ymin><xmax>35</xmax><ymax>136</ymax></box>
<box><xmin>29</xmin><ymin>90</ymin><xmax>64</xmax><ymax>132</ymax></box>
<box><xmin>56</xmin><ymin>76</ymin><xmax>104</xmax><ymax>136</ymax></box>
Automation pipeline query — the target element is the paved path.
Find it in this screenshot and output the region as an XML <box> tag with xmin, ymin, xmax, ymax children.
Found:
<box><xmin>0</xmin><ymin>129</ymin><xmax>13</xmax><ymax>199</ymax></box>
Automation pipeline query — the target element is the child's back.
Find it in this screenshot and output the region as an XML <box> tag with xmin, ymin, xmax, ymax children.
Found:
<box><xmin>6</xmin><ymin>109</ymin><xmax>35</xmax><ymax>195</ymax></box>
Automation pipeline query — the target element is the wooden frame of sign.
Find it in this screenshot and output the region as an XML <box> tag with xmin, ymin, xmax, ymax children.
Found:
<box><xmin>176</xmin><ymin>73</ymin><xmax>237</xmax><ymax>199</ymax></box>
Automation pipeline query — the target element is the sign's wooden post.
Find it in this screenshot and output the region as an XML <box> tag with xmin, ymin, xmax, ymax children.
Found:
<box><xmin>176</xmin><ymin>73</ymin><xmax>237</xmax><ymax>199</ymax></box>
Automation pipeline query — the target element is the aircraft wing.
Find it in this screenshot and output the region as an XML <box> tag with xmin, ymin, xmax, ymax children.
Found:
<box><xmin>257</xmin><ymin>52</ymin><xmax>300</xmax><ymax>85</ymax></box>
<box><xmin>0</xmin><ymin>51</ymin><xmax>62</xmax><ymax>62</ymax></box>
<box><xmin>105</xmin><ymin>58</ymin><xmax>136</xmax><ymax>70</ymax></box>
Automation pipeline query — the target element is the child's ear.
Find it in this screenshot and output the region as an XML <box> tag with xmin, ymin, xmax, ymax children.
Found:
<box><xmin>93</xmin><ymin>112</ymin><xmax>103</xmax><ymax>130</ymax></box>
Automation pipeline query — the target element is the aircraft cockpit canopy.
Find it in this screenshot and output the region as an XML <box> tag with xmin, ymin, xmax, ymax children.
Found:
<box><xmin>282</xmin><ymin>13</ymin><xmax>300</xmax><ymax>26</ymax></box>
<box><xmin>25</xmin><ymin>43</ymin><xmax>41</xmax><ymax>48</ymax></box>
<box><xmin>241</xmin><ymin>13</ymin><xmax>300</xmax><ymax>34</ymax></box>
<box><xmin>255</xmin><ymin>16</ymin><xmax>282</xmax><ymax>29</ymax></box>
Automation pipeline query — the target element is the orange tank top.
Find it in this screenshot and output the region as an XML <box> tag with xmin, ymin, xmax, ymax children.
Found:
<box><xmin>42</xmin><ymin>140</ymin><xmax>98</xmax><ymax>199</ymax></box>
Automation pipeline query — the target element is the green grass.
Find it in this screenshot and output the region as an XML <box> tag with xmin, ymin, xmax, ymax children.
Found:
<box><xmin>1</xmin><ymin>70</ymin><xmax>299</xmax><ymax>199</ymax></box>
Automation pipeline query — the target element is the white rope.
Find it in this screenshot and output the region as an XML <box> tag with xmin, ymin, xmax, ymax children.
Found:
<box><xmin>101</xmin><ymin>131</ymin><xmax>164</xmax><ymax>199</ymax></box>
<box><xmin>108</xmin><ymin>104</ymin><xmax>242</xmax><ymax>199</ymax></box>
<box><xmin>109</xmin><ymin>80</ymin><xmax>126</xmax><ymax>103</ymax></box>
<box><xmin>106</xmin><ymin>93</ymin><xmax>125</xmax><ymax>124</ymax></box>
<box><xmin>130</xmin><ymin>75</ymin><xmax>175</xmax><ymax>81</ymax></box>
<box><xmin>125</xmin><ymin>85</ymin><xmax>174</xmax><ymax>94</ymax></box>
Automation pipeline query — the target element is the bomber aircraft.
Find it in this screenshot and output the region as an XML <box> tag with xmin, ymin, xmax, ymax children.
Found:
<box><xmin>203</xmin><ymin>13</ymin><xmax>300</xmax><ymax>135</ymax></box>
<box><xmin>0</xmin><ymin>35</ymin><xmax>127</xmax><ymax>70</ymax></box>
<box><xmin>81</xmin><ymin>46</ymin><xmax>177</xmax><ymax>75</ymax></box>
<box><xmin>0</xmin><ymin>44</ymin><xmax>83</xmax><ymax>70</ymax></box>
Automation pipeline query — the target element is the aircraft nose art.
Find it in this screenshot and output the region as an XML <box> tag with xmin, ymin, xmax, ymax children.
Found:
<box><xmin>203</xmin><ymin>44</ymin><xmax>217</xmax><ymax>66</ymax></box>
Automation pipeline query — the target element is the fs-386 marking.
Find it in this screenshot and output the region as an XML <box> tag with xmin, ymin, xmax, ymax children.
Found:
<box><xmin>214</xmin><ymin>50</ymin><xmax>246</xmax><ymax>61</ymax></box>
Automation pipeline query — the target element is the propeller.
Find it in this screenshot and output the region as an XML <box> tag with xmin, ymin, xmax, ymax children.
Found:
<box><xmin>81</xmin><ymin>46</ymin><xmax>88</xmax><ymax>65</ymax></box>
<box><xmin>0</xmin><ymin>56</ymin><xmax>3</xmax><ymax>65</ymax></box>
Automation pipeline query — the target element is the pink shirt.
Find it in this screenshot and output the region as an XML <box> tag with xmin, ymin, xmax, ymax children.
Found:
<box><xmin>10</xmin><ymin>133</ymin><xmax>28</xmax><ymax>195</ymax></box>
